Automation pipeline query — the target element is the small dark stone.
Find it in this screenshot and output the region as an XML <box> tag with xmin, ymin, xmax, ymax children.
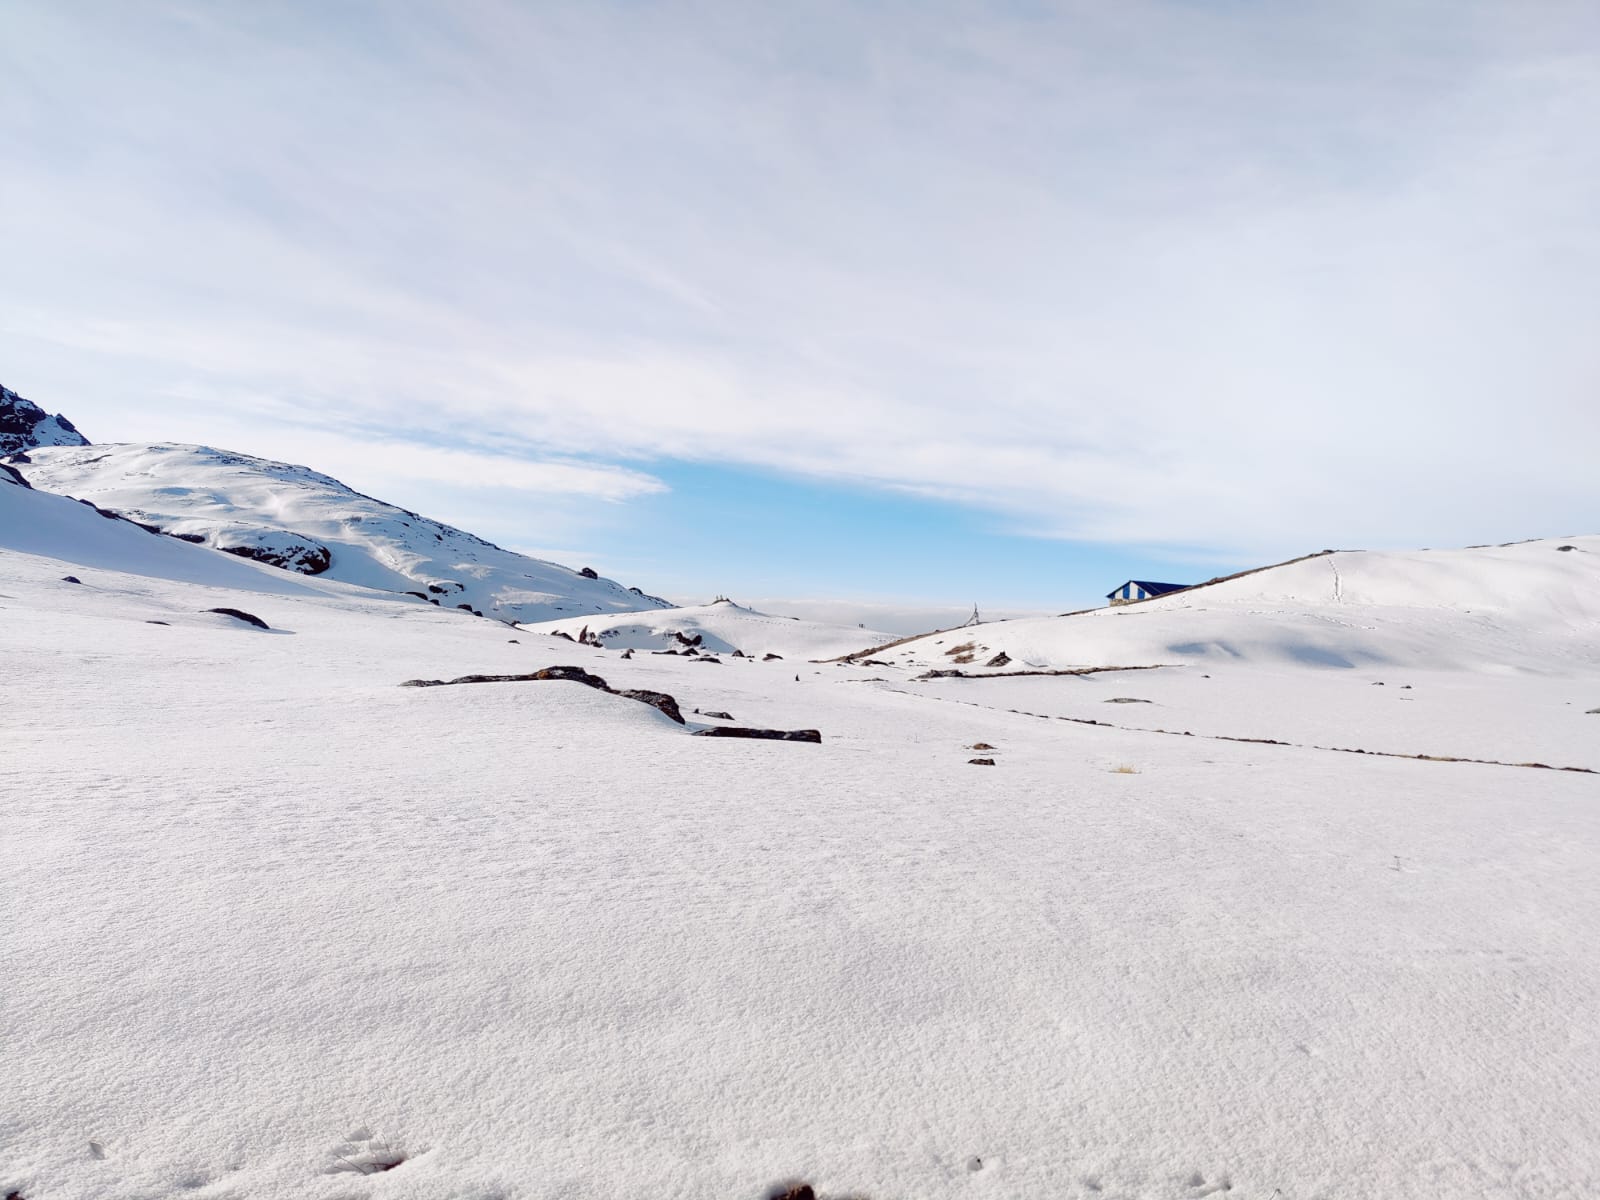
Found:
<box><xmin>969</xmin><ymin>742</ymin><xmax>996</xmax><ymax>750</ymax></box>
<box><xmin>763</xmin><ymin>652</ymin><xmax>783</xmax><ymax>661</ymax></box>
<box><xmin>1104</xmin><ymin>697</ymin><xmax>1152</xmax><ymax>704</ymax></box>
<box><xmin>621</xmin><ymin>648</ymin><xmax>634</xmax><ymax>659</ymax></box>
<box><xmin>702</xmin><ymin>710</ymin><xmax>734</xmax><ymax>720</ymax></box>
<box><xmin>551</xmin><ymin>630</ymin><xmax>575</xmax><ymax>641</ymax></box>
<box><xmin>507</xmin><ymin>638</ymin><xmax>519</xmax><ymax>643</ymax></box>
<box><xmin>1557</xmin><ymin>545</ymin><xmax>1576</xmax><ymax>551</ymax></box>
<box><xmin>694</xmin><ymin>727</ymin><xmax>822</xmax><ymax>743</ymax></box>
<box><xmin>968</xmin><ymin>757</ymin><xmax>997</xmax><ymax>766</ymax></box>
<box><xmin>61</xmin><ymin>575</ymin><xmax>81</xmax><ymax>584</ymax></box>
<box><xmin>145</xmin><ymin>620</ymin><xmax>170</xmax><ymax>625</ymax></box>
<box><xmin>579</xmin><ymin>566</ymin><xmax>599</xmax><ymax>579</ymax></box>
<box><xmin>456</xmin><ymin>603</ymin><xmax>474</xmax><ymax>611</ymax></box>
<box><xmin>696</xmin><ymin>656</ymin><xmax>723</xmax><ymax>664</ymax></box>
<box><xmin>205</xmin><ymin>607</ymin><xmax>269</xmax><ymax>629</ymax></box>
<box><xmin>404</xmin><ymin>591</ymin><xmax>428</xmax><ymax>600</ymax></box>
<box><xmin>985</xmin><ymin>651</ymin><xmax>1011</xmax><ymax>668</ymax></box>
<box><xmin>766</xmin><ymin>1183</ymin><xmax>815</xmax><ymax>1200</ymax></box>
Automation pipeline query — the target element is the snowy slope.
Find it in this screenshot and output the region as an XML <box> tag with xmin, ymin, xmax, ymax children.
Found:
<box><xmin>5</xmin><ymin>510</ymin><xmax>1600</xmax><ymax>1200</ymax></box>
<box><xmin>870</xmin><ymin>537</ymin><xmax>1600</xmax><ymax>674</ymax></box>
<box><xmin>521</xmin><ymin>597</ymin><xmax>890</xmax><ymax>659</ymax></box>
<box><xmin>0</xmin><ymin>381</ymin><xmax>90</xmax><ymax>455</ymax></box>
<box><xmin>18</xmin><ymin>441</ymin><xmax>672</xmax><ymax>622</ymax></box>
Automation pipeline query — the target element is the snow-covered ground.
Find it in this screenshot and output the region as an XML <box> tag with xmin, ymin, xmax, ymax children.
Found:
<box><xmin>5</xmin><ymin>489</ymin><xmax>1600</xmax><ymax>1199</ymax></box>
<box><xmin>16</xmin><ymin>442</ymin><xmax>671</xmax><ymax>622</ymax></box>
<box><xmin>522</xmin><ymin>599</ymin><xmax>891</xmax><ymax>660</ymax></box>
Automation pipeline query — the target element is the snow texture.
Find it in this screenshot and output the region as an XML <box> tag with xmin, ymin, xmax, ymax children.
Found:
<box><xmin>18</xmin><ymin>441</ymin><xmax>672</xmax><ymax>622</ymax></box>
<box><xmin>0</xmin><ymin>381</ymin><xmax>90</xmax><ymax>455</ymax></box>
<box><xmin>4</xmin><ymin>494</ymin><xmax>1600</xmax><ymax>1200</ymax></box>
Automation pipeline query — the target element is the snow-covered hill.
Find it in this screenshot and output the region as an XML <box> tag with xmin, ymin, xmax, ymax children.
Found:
<box><xmin>17</xmin><ymin>441</ymin><xmax>672</xmax><ymax>623</ymax></box>
<box><xmin>522</xmin><ymin>598</ymin><xmax>890</xmax><ymax>659</ymax></box>
<box><xmin>0</xmin><ymin>382</ymin><xmax>89</xmax><ymax>455</ymax></box>
<box><xmin>865</xmin><ymin>537</ymin><xmax>1600</xmax><ymax>674</ymax></box>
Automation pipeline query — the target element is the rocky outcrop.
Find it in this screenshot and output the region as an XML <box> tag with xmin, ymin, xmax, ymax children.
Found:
<box><xmin>399</xmin><ymin>664</ymin><xmax>686</xmax><ymax>724</ymax></box>
<box><xmin>0</xmin><ymin>383</ymin><xmax>89</xmax><ymax>455</ymax></box>
<box><xmin>205</xmin><ymin>607</ymin><xmax>270</xmax><ymax>629</ymax></box>
<box><xmin>693</xmin><ymin>727</ymin><xmax>822</xmax><ymax>743</ymax></box>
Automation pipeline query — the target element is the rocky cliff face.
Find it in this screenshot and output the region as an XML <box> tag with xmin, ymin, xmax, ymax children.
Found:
<box><xmin>0</xmin><ymin>383</ymin><xmax>90</xmax><ymax>456</ymax></box>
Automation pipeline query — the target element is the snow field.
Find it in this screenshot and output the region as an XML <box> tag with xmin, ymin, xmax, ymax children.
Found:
<box><xmin>5</xmin><ymin>534</ymin><xmax>1600</xmax><ymax>1199</ymax></box>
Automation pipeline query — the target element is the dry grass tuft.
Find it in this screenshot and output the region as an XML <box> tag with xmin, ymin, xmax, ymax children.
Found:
<box><xmin>1110</xmin><ymin>764</ymin><xmax>1140</xmax><ymax>774</ymax></box>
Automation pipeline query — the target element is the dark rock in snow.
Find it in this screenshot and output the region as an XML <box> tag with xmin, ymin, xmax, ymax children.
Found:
<box><xmin>696</xmin><ymin>656</ymin><xmax>723</xmax><ymax>664</ymax></box>
<box><xmin>969</xmin><ymin>742</ymin><xmax>996</xmax><ymax>750</ymax></box>
<box><xmin>765</xmin><ymin>1184</ymin><xmax>815</xmax><ymax>1200</ymax></box>
<box><xmin>1104</xmin><ymin>697</ymin><xmax>1152</xmax><ymax>704</ymax></box>
<box><xmin>403</xmin><ymin>591</ymin><xmax>429</xmax><ymax>600</ymax></box>
<box><xmin>578</xmin><ymin>566</ymin><xmax>599</xmax><ymax>579</ymax></box>
<box><xmin>0</xmin><ymin>461</ymin><xmax>32</xmax><ymax>488</ymax></box>
<box><xmin>985</xmin><ymin>651</ymin><xmax>1011</xmax><ymax>668</ymax></box>
<box><xmin>763</xmin><ymin>653</ymin><xmax>783</xmax><ymax>661</ymax></box>
<box><xmin>620</xmin><ymin>648</ymin><xmax>634</xmax><ymax>659</ymax></box>
<box><xmin>694</xmin><ymin>727</ymin><xmax>822</xmax><ymax>743</ymax></box>
<box><xmin>969</xmin><ymin>757</ymin><xmax>997</xmax><ymax>766</ymax></box>
<box><xmin>702</xmin><ymin>710</ymin><xmax>734</xmax><ymax>720</ymax></box>
<box><xmin>398</xmin><ymin>664</ymin><xmax>687</xmax><ymax>724</ymax></box>
<box><xmin>206</xmin><ymin>607</ymin><xmax>270</xmax><ymax>629</ymax></box>
<box><xmin>615</xmin><ymin>688</ymin><xmax>686</xmax><ymax>724</ymax></box>
<box><xmin>61</xmin><ymin>575</ymin><xmax>81</xmax><ymax>584</ymax></box>
<box><xmin>146</xmin><ymin>620</ymin><xmax>170</xmax><ymax>625</ymax></box>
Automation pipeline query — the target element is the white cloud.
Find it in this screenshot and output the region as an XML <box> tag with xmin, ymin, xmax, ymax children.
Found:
<box><xmin>2</xmin><ymin>0</ymin><xmax>1597</xmax><ymax>561</ymax></box>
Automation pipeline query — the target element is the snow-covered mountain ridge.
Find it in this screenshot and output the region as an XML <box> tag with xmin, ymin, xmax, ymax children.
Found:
<box><xmin>0</xmin><ymin>382</ymin><xmax>89</xmax><ymax>455</ymax></box>
<box><xmin>17</xmin><ymin>441</ymin><xmax>672</xmax><ymax>623</ymax></box>
<box><xmin>862</xmin><ymin>536</ymin><xmax>1600</xmax><ymax>674</ymax></box>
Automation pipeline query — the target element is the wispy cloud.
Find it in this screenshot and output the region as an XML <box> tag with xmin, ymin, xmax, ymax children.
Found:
<box><xmin>3</xmin><ymin>0</ymin><xmax>1597</xmax><ymax>561</ymax></box>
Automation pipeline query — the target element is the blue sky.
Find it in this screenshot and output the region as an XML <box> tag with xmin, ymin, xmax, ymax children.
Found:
<box><xmin>3</xmin><ymin>1</ymin><xmax>1598</xmax><ymax>625</ymax></box>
